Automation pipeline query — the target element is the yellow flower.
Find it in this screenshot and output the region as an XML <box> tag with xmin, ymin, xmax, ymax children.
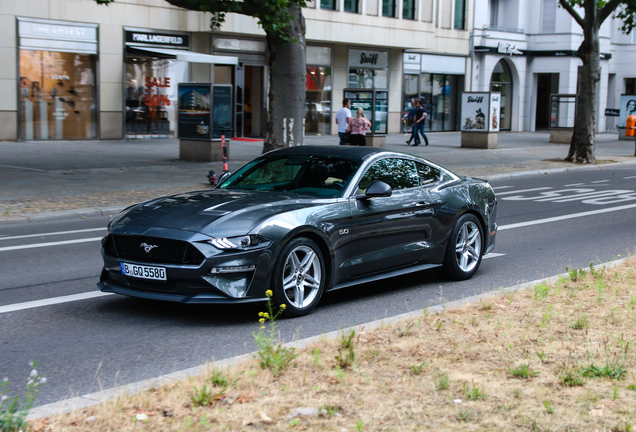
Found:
<box><xmin>263</xmin><ymin>313</ymin><xmax>270</xmax><ymax>319</ymax></box>
<box><xmin>258</xmin><ymin>312</ymin><xmax>264</xmax><ymax>317</ymax></box>
<box><xmin>280</xmin><ymin>304</ymin><xmax>287</xmax><ymax>309</ymax></box>
<box><xmin>260</xmin><ymin>326</ymin><xmax>266</xmax><ymax>330</ymax></box>
<box><xmin>265</xmin><ymin>290</ymin><xmax>273</xmax><ymax>297</ymax></box>
<box><xmin>259</xmin><ymin>318</ymin><xmax>266</xmax><ymax>324</ymax></box>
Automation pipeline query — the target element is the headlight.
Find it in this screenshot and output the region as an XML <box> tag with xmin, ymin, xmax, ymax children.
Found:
<box><xmin>208</xmin><ymin>235</ymin><xmax>270</xmax><ymax>251</ymax></box>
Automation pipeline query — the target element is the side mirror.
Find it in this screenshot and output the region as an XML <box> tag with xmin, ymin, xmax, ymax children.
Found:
<box><xmin>215</xmin><ymin>171</ymin><xmax>232</xmax><ymax>187</ymax></box>
<box><xmin>358</xmin><ymin>180</ymin><xmax>392</xmax><ymax>199</ymax></box>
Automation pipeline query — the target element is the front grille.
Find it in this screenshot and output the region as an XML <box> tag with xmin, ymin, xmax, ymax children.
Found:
<box><xmin>105</xmin><ymin>235</ymin><xmax>205</xmax><ymax>265</ymax></box>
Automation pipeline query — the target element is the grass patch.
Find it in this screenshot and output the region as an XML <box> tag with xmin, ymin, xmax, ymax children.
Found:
<box><xmin>28</xmin><ymin>258</ymin><xmax>636</xmax><ymax>431</ymax></box>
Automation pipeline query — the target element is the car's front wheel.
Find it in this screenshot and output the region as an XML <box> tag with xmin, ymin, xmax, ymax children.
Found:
<box><xmin>442</xmin><ymin>214</ymin><xmax>483</xmax><ymax>280</ymax></box>
<box><xmin>272</xmin><ymin>238</ymin><xmax>326</xmax><ymax>317</ymax></box>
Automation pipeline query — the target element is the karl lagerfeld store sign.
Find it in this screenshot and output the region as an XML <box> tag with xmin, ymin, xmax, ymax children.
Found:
<box><xmin>349</xmin><ymin>49</ymin><xmax>389</xmax><ymax>69</ymax></box>
<box><xmin>125</xmin><ymin>30</ymin><xmax>189</xmax><ymax>48</ymax></box>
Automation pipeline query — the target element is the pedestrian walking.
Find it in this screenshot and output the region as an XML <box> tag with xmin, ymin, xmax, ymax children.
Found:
<box><xmin>336</xmin><ymin>98</ymin><xmax>352</xmax><ymax>145</ymax></box>
<box><xmin>346</xmin><ymin>107</ymin><xmax>371</xmax><ymax>146</ymax></box>
<box><xmin>404</xmin><ymin>98</ymin><xmax>417</xmax><ymax>145</ymax></box>
<box><xmin>412</xmin><ymin>99</ymin><xmax>429</xmax><ymax>146</ymax></box>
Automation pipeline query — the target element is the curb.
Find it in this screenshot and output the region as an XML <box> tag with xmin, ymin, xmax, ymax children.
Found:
<box><xmin>4</xmin><ymin>160</ymin><xmax>636</xmax><ymax>226</ymax></box>
<box><xmin>27</xmin><ymin>257</ymin><xmax>628</xmax><ymax>420</ymax></box>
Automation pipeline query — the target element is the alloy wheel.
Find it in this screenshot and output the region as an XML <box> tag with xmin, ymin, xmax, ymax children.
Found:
<box><xmin>281</xmin><ymin>245</ymin><xmax>322</xmax><ymax>309</ymax></box>
<box><xmin>454</xmin><ymin>220</ymin><xmax>482</xmax><ymax>273</ymax></box>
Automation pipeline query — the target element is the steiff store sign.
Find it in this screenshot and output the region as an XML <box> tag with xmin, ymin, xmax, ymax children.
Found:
<box><xmin>348</xmin><ymin>49</ymin><xmax>389</xmax><ymax>69</ymax></box>
<box><xmin>125</xmin><ymin>30</ymin><xmax>189</xmax><ymax>48</ymax></box>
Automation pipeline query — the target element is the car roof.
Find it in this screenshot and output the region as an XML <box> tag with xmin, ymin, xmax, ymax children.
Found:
<box><xmin>267</xmin><ymin>145</ymin><xmax>391</xmax><ymax>160</ymax></box>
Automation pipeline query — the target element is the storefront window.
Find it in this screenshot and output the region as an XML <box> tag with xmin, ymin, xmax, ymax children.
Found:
<box><xmin>125</xmin><ymin>56</ymin><xmax>188</xmax><ymax>138</ymax></box>
<box><xmin>348</xmin><ymin>69</ymin><xmax>388</xmax><ymax>89</ymax></box>
<box><xmin>420</xmin><ymin>73</ymin><xmax>461</xmax><ymax>132</ymax></box>
<box><xmin>306</xmin><ymin>66</ymin><xmax>332</xmax><ymax>135</ymax></box>
<box><xmin>402</xmin><ymin>74</ymin><xmax>418</xmax><ymax>133</ymax></box>
<box><xmin>19</xmin><ymin>50</ymin><xmax>96</xmax><ymax>140</ymax></box>
<box><xmin>490</xmin><ymin>60</ymin><xmax>512</xmax><ymax>130</ymax></box>
<box><xmin>306</xmin><ymin>46</ymin><xmax>332</xmax><ymax>135</ymax></box>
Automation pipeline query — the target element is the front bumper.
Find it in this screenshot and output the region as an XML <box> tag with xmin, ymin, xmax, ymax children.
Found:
<box><xmin>98</xmin><ymin>231</ymin><xmax>279</xmax><ymax>304</ymax></box>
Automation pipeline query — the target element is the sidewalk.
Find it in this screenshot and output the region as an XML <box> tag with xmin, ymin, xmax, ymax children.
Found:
<box><xmin>1</xmin><ymin>132</ymin><xmax>634</xmax><ymax>224</ymax></box>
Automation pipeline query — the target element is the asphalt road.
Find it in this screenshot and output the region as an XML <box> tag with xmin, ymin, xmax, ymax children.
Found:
<box><xmin>1</xmin><ymin>165</ymin><xmax>636</xmax><ymax>407</ymax></box>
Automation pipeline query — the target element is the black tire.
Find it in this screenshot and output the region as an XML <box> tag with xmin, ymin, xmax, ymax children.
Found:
<box><xmin>441</xmin><ymin>213</ymin><xmax>484</xmax><ymax>280</ymax></box>
<box><xmin>271</xmin><ymin>237</ymin><xmax>326</xmax><ymax>318</ymax></box>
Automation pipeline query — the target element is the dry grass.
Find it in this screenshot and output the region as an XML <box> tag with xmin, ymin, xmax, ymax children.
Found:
<box><xmin>31</xmin><ymin>258</ymin><xmax>636</xmax><ymax>431</ymax></box>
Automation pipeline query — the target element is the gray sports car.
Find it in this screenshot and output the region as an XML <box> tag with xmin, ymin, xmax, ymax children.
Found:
<box><xmin>98</xmin><ymin>146</ymin><xmax>497</xmax><ymax>317</ymax></box>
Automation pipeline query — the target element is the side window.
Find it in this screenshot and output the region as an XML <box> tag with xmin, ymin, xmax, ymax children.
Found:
<box><xmin>358</xmin><ymin>158</ymin><xmax>419</xmax><ymax>193</ymax></box>
<box><xmin>415</xmin><ymin>162</ymin><xmax>442</xmax><ymax>186</ymax></box>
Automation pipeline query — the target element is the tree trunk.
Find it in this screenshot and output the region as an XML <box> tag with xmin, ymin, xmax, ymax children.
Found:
<box><xmin>262</xmin><ymin>5</ymin><xmax>306</xmax><ymax>153</ymax></box>
<box><xmin>566</xmin><ymin>4</ymin><xmax>600</xmax><ymax>164</ymax></box>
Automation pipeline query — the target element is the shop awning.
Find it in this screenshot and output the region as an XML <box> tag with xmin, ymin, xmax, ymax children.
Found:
<box><xmin>127</xmin><ymin>46</ymin><xmax>238</xmax><ymax>65</ymax></box>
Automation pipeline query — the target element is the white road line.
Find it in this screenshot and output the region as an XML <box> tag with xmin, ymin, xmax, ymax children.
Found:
<box><xmin>498</xmin><ymin>203</ymin><xmax>636</xmax><ymax>231</ymax></box>
<box><xmin>591</xmin><ymin>180</ymin><xmax>609</xmax><ymax>183</ymax></box>
<box><xmin>0</xmin><ymin>292</ymin><xmax>113</xmax><ymax>315</ymax></box>
<box><xmin>624</xmin><ymin>175</ymin><xmax>636</xmax><ymax>180</ymax></box>
<box><xmin>0</xmin><ymin>228</ymin><xmax>106</xmax><ymax>241</ymax></box>
<box><xmin>564</xmin><ymin>183</ymin><xmax>584</xmax><ymax>186</ymax></box>
<box><xmin>492</xmin><ymin>186</ymin><xmax>514</xmax><ymax>190</ymax></box>
<box><xmin>496</xmin><ymin>187</ymin><xmax>552</xmax><ymax>196</ymax></box>
<box><xmin>483</xmin><ymin>253</ymin><xmax>506</xmax><ymax>259</ymax></box>
<box><xmin>0</xmin><ymin>237</ymin><xmax>102</xmax><ymax>252</ymax></box>
<box><xmin>0</xmin><ymin>163</ymin><xmax>47</xmax><ymax>172</ymax></box>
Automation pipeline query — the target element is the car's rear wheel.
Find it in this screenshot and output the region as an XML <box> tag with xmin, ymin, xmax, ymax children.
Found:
<box><xmin>272</xmin><ymin>238</ymin><xmax>326</xmax><ymax>317</ymax></box>
<box><xmin>442</xmin><ymin>214</ymin><xmax>483</xmax><ymax>280</ymax></box>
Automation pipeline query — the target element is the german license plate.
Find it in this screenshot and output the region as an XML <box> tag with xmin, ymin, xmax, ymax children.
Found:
<box><xmin>121</xmin><ymin>262</ymin><xmax>167</xmax><ymax>281</ymax></box>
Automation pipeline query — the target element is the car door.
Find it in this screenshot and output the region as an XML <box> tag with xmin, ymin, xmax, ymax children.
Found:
<box><xmin>349</xmin><ymin>158</ymin><xmax>428</xmax><ymax>278</ymax></box>
<box><xmin>413</xmin><ymin>161</ymin><xmax>446</xmax><ymax>263</ymax></box>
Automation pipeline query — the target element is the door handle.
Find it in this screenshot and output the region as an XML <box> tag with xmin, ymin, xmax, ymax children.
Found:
<box><xmin>415</xmin><ymin>201</ymin><xmax>431</xmax><ymax>207</ymax></box>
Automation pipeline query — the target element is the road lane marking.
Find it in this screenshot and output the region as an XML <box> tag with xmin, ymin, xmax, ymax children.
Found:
<box><xmin>0</xmin><ymin>291</ymin><xmax>113</xmax><ymax>315</ymax></box>
<box><xmin>0</xmin><ymin>237</ymin><xmax>102</xmax><ymax>252</ymax></box>
<box><xmin>498</xmin><ymin>203</ymin><xmax>636</xmax><ymax>231</ymax></box>
<box><xmin>591</xmin><ymin>180</ymin><xmax>609</xmax><ymax>183</ymax></box>
<box><xmin>0</xmin><ymin>163</ymin><xmax>47</xmax><ymax>172</ymax></box>
<box><xmin>624</xmin><ymin>175</ymin><xmax>636</xmax><ymax>179</ymax></box>
<box><xmin>496</xmin><ymin>187</ymin><xmax>552</xmax><ymax>196</ymax></box>
<box><xmin>564</xmin><ymin>183</ymin><xmax>584</xmax><ymax>186</ymax></box>
<box><xmin>493</xmin><ymin>186</ymin><xmax>514</xmax><ymax>190</ymax></box>
<box><xmin>0</xmin><ymin>228</ymin><xmax>106</xmax><ymax>241</ymax></box>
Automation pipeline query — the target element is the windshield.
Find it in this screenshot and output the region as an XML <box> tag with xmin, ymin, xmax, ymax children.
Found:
<box><xmin>219</xmin><ymin>154</ymin><xmax>360</xmax><ymax>197</ymax></box>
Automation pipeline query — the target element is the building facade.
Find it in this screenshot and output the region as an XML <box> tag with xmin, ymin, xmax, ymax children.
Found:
<box><xmin>470</xmin><ymin>0</ymin><xmax>636</xmax><ymax>133</ymax></box>
<box><xmin>1</xmin><ymin>0</ymin><xmax>473</xmax><ymax>141</ymax></box>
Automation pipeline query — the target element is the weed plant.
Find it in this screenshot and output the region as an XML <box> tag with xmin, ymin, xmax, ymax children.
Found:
<box><xmin>509</xmin><ymin>363</ymin><xmax>539</xmax><ymax>379</ymax></box>
<box><xmin>0</xmin><ymin>362</ymin><xmax>46</xmax><ymax>432</ymax></box>
<box><xmin>334</xmin><ymin>329</ymin><xmax>356</xmax><ymax>369</ymax></box>
<box><xmin>252</xmin><ymin>291</ymin><xmax>297</xmax><ymax>376</ymax></box>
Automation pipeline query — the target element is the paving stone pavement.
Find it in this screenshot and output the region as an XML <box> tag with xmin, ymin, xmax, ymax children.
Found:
<box><xmin>1</xmin><ymin>132</ymin><xmax>634</xmax><ymax>224</ymax></box>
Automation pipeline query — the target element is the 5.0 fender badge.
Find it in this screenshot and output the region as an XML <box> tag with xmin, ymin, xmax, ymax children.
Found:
<box><xmin>339</xmin><ymin>229</ymin><xmax>350</xmax><ymax>235</ymax></box>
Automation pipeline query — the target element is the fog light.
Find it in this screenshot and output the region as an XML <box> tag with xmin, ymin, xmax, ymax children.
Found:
<box><xmin>210</xmin><ymin>265</ymin><xmax>256</xmax><ymax>274</ymax></box>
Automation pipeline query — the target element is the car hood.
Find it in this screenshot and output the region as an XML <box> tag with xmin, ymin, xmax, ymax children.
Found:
<box><xmin>111</xmin><ymin>189</ymin><xmax>329</xmax><ymax>237</ymax></box>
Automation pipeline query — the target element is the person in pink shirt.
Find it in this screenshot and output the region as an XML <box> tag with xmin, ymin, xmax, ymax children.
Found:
<box><xmin>346</xmin><ymin>107</ymin><xmax>372</xmax><ymax>146</ymax></box>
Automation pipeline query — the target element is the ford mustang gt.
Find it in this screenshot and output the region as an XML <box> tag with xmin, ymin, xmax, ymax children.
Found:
<box><xmin>98</xmin><ymin>146</ymin><xmax>497</xmax><ymax>317</ymax></box>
